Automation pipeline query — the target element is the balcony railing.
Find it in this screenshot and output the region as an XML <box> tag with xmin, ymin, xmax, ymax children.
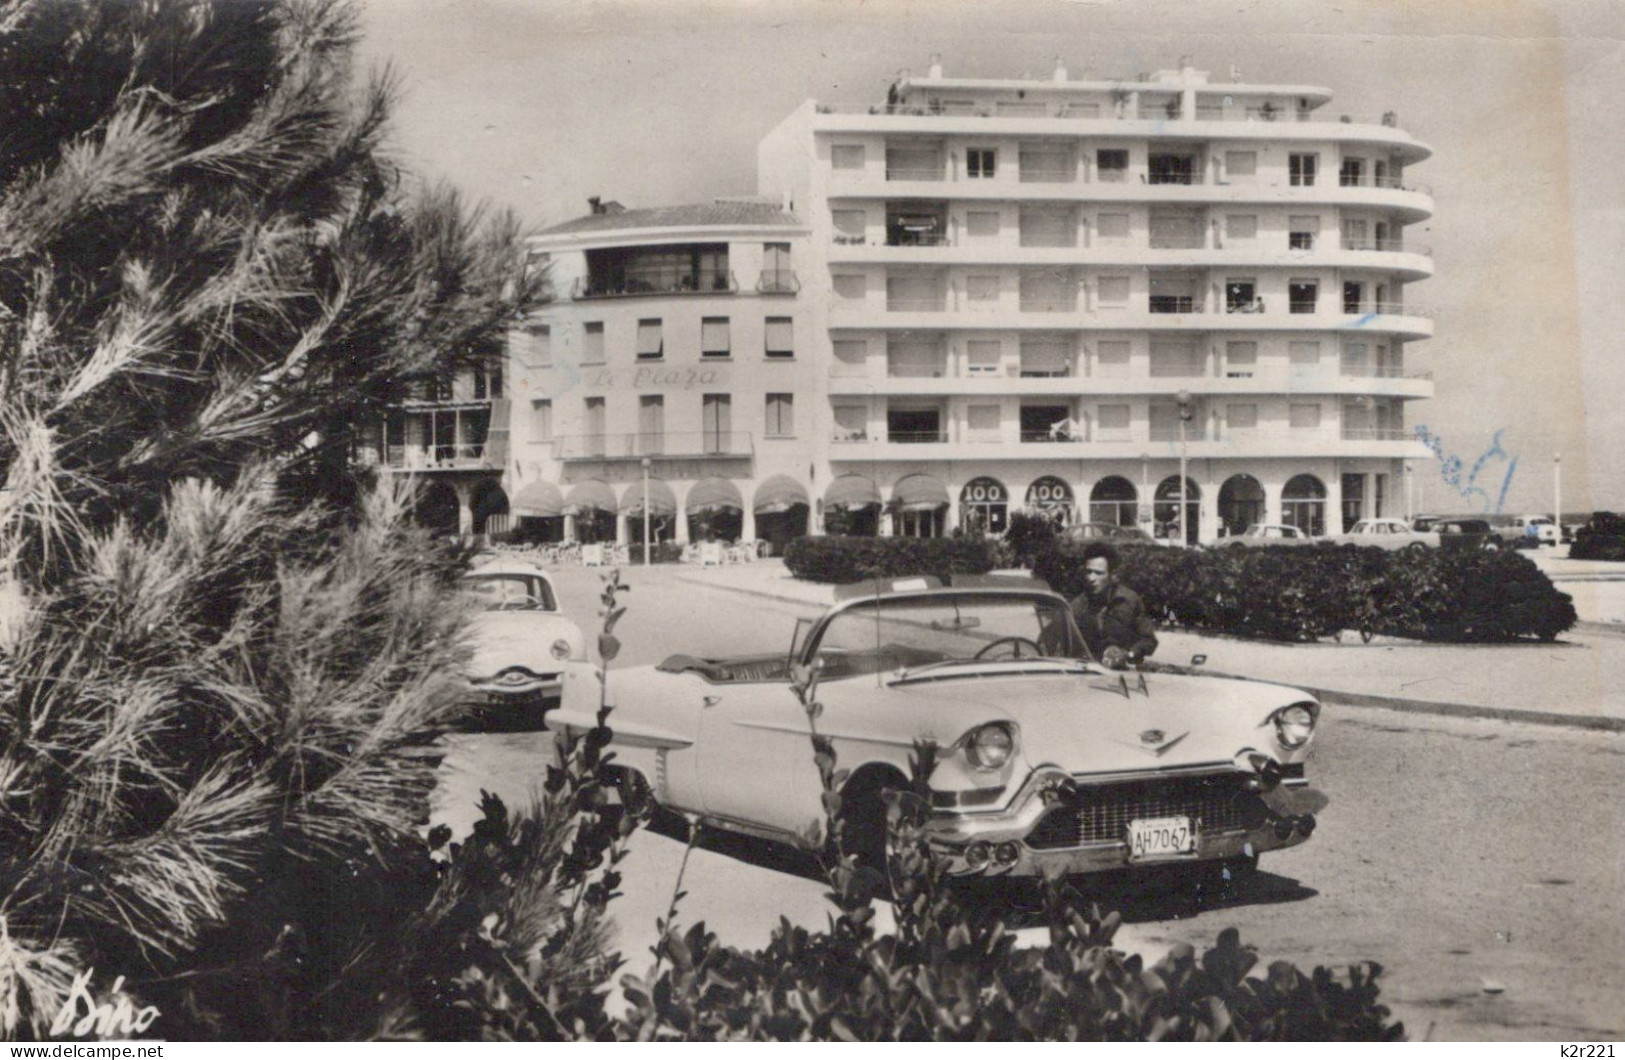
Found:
<box><xmin>1148</xmin><ymin>425</ymin><xmax>1209</xmax><ymax>442</ymax></box>
<box><xmin>885</xmin><ymin>231</ymin><xmax>951</xmax><ymax>247</ymax></box>
<box><xmin>373</xmin><ymin>443</ymin><xmax>496</xmax><ymax>470</ymax></box>
<box><xmin>1018</xmin><ymin>233</ymin><xmax>1078</xmax><ymax>249</ymax></box>
<box><xmin>887</xmin><ymin>430</ymin><xmax>948</xmax><ymax>444</ymax></box>
<box><xmin>1018</xmin><ymin>167</ymin><xmax>1078</xmax><ymax>183</ymax></box>
<box><xmin>885</xmin><ymin>166</ymin><xmax>946</xmax><ymax>181</ymax></box>
<box><xmin>1019</xmin><ymin>296</ymin><xmax>1078</xmax><ymax>312</ymax></box>
<box><xmin>573</xmin><ymin>273</ymin><xmax>738</xmax><ymax>299</ymax></box>
<box><xmin>1146</xmin><ymin>170</ymin><xmax>1200</xmax><ymax>186</ymax></box>
<box><xmin>1341</xmin><ymin>238</ymin><xmax>1433</xmax><ymax>256</ymax></box>
<box><xmin>887</xmin><ymin>297</ymin><xmax>947</xmax><ymax>312</ymax></box>
<box><xmin>1149</xmin><ymin>296</ymin><xmax>1201</xmax><ymax>314</ymax></box>
<box><xmin>757</xmin><ymin>270</ymin><xmax>800</xmax><ymax>294</ymax></box>
<box><xmin>816</xmin><ymin>101</ymin><xmax>1408</xmax><ymax>130</ymax></box>
<box><xmin>1340</xmin><ymin>364</ymin><xmax>1418</xmax><ymax>379</ymax></box>
<box><xmin>552</xmin><ymin>431</ymin><xmax>754</xmax><ymax>460</ymax></box>
<box><xmin>1020</xmin><ymin>429</ymin><xmax>1085</xmax><ymax>443</ymax></box>
<box><xmin>1338</xmin><ymin>174</ymin><xmax>1433</xmax><ymax>195</ymax></box>
<box><xmin>1341</xmin><ymin>426</ymin><xmax>1410</xmax><ymax>441</ymax></box>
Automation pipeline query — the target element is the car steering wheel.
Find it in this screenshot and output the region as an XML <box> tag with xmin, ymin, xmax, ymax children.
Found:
<box><xmin>974</xmin><ymin>636</ymin><xmax>1044</xmax><ymax>660</ymax></box>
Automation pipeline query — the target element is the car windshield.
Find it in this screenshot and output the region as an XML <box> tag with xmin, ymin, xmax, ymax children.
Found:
<box><xmin>461</xmin><ymin>573</ymin><xmax>557</xmax><ymax>611</ymax></box>
<box><xmin>809</xmin><ymin>592</ymin><xmax>1087</xmax><ymax>679</ymax></box>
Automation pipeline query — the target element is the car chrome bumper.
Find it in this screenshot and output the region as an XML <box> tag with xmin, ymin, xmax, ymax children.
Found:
<box><xmin>924</xmin><ymin>773</ymin><xmax>1324</xmax><ymax>879</ymax></box>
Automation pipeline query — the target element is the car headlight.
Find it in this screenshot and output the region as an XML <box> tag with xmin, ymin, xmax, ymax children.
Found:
<box><xmin>1273</xmin><ymin>702</ymin><xmax>1317</xmax><ymax>749</ymax></box>
<box><xmin>551</xmin><ymin>638</ymin><xmax>573</xmax><ymax>661</ymax></box>
<box><xmin>963</xmin><ymin>722</ymin><xmax>1016</xmax><ymax>771</ymax></box>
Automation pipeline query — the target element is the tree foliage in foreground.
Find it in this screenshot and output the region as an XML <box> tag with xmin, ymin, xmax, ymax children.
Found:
<box><xmin>0</xmin><ymin>0</ymin><xmax>537</xmax><ymax>1037</ymax></box>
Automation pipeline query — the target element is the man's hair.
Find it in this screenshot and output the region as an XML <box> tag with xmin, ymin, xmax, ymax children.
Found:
<box><xmin>1081</xmin><ymin>540</ymin><xmax>1120</xmax><ymax>570</ymax></box>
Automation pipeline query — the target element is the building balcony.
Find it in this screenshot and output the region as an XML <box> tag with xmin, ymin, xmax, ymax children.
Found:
<box><xmin>572</xmin><ymin>273</ymin><xmax>739</xmax><ymax>299</ymax></box>
<box><xmin>823</xmin><ymin>241</ymin><xmax>1434</xmax><ymax>279</ymax></box>
<box><xmin>552</xmin><ymin>431</ymin><xmax>754</xmax><ymax>461</ymax></box>
<box><xmin>363</xmin><ymin>443</ymin><xmax>504</xmax><ymax>472</ymax></box>
<box><xmin>826</xmin><ymin>174</ymin><xmax>1433</xmax><ymax>222</ymax></box>
<box><xmin>757</xmin><ymin>269</ymin><xmax>800</xmax><ymax>294</ymax></box>
<box><xmin>1340</xmin><ymin>426</ymin><xmax>1411</xmax><ymax>441</ymax></box>
<box><xmin>830</xmin><ymin>299</ymin><xmax>1431</xmax><ymax>338</ymax></box>
<box><xmin>824</xmin><ymin>434</ymin><xmax>1434</xmax><ymax>462</ymax></box>
<box><xmin>825</xmin><ymin>371</ymin><xmax>1435</xmax><ymax>401</ymax></box>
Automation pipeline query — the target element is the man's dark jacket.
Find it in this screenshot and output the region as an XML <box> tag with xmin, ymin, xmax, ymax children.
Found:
<box><xmin>1069</xmin><ymin>581</ymin><xmax>1159</xmax><ymax>661</ymax></box>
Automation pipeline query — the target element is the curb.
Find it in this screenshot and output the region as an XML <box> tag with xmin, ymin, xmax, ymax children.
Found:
<box><xmin>678</xmin><ymin>573</ymin><xmax>1624</xmax><ymax>734</ymax></box>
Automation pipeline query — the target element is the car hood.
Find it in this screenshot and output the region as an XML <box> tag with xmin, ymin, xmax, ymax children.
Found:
<box><xmin>465</xmin><ymin>610</ymin><xmax>586</xmax><ymax>677</ymax></box>
<box><xmin>818</xmin><ymin>667</ymin><xmax>1308</xmax><ymax>774</ymax></box>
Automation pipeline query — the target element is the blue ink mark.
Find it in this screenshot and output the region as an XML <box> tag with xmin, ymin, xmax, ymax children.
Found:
<box><xmin>1353</xmin><ymin>313</ymin><xmax>1377</xmax><ymax>328</ymax></box>
<box><xmin>1412</xmin><ymin>424</ymin><xmax>1518</xmax><ymax>514</ymax></box>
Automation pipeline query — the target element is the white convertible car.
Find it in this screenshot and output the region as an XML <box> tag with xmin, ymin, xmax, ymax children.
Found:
<box><xmin>458</xmin><ymin>557</ymin><xmax>587</xmax><ymax>730</ymax></box>
<box><xmin>549</xmin><ymin>575</ymin><xmax>1322</xmax><ymax>882</ymax></box>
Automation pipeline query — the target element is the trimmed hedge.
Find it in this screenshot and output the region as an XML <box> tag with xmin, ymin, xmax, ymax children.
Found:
<box><xmin>1034</xmin><ymin>542</ymin><xmax>1577</xmax><ymax>643</ymax></box>
<box><xmin>1570</xmin><ymin>511</ymin><xmax>1625</xmax><ymax>562</ymax></box>
<box><xmin>784</xmin><ymin>535</ymin><xmax>998</xmax><ymax>584</ymax></box>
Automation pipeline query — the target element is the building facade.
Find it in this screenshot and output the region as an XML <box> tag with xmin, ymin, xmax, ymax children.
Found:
<box><xmin>383</xmin><ymin>57</ymin><xmax>1437</xmax><ymax>547</ymax></box>
<box><xmin>509</xmin><ymin>199</ymin><xmax>820</xmax><ymax>551</ymax></box>
<box><xmin>757</xmin><ymin>55</ymin><xmax>1434</xmax><ymax>542</ymax></box>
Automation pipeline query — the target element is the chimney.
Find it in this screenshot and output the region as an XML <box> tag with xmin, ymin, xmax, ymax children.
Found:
<box><xmin>588</xmin><ymin>196</ymin><xmax>604</xmax><ymax>214</ymax></box>
<box><xmin>1053</xmin><ymin>56</ymin><xmax>1068</xmax><ymax>82</ymax></box>
<box><xmin>928</xmin><ymin>53</ymin><xmax>943</xmax><ymax>79</ymax></box>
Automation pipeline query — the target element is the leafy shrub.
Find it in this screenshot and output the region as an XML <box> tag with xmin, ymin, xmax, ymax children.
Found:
<box><xmin>784</xmin><ymin>536</ymin><xmax>999</xmax><ymax>584</ymax></box>
<box><xmin>1034</xmin><ymin>541</ymin><xmax>1576</xmax><ymax>643</ymax></box>
<box><xmin>1570</xmin><ymin>511</ymin><xmax>1625</xmax><ymax>561</ymax></box>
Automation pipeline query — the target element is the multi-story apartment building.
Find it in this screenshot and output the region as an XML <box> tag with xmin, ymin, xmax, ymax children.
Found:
<box><xmin>383</xmin><ymin>57</ymin><xmax>1435</xmax><ymax>547</ymax></box>
<box><xmin>509</xmin><ymin>198</ymin><xmax>819</xmax><ymax>550</ymax></box>
<box><xmin>756</xmin><ymin>55</ymin><xmax>1434</xmax><ymax>541</ymax></box>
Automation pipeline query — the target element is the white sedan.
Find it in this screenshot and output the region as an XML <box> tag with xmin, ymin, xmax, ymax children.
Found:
<box><xmin>549</xmin><ymin>575</ymin><xmax>1324</xmax><ymax>884</ymax></box>
<box><xmin>1323</xmin><ymin>517</ymin><xmax>1440</xmax><ymax>551</ymax></box>
<box><xmin>458</xmin><ymin>557</ymin><xmax>586</xmax><ymax>730</ymax></box>
<box><xmin>1218</xmin><ymin>523</ymin><xmax>1316</xmax><ymax>548</ymax></box>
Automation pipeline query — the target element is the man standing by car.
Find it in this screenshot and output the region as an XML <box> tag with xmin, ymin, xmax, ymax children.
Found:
<box><xmin>1069</xmin><ymin>542</ymin><xmax>1159</xmax><ymax>669</ymax></box>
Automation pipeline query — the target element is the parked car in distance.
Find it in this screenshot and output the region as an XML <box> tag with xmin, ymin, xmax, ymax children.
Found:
<box><xmin>1435</xmin><ymin>518</ymin><xmax>1496</xmax><ymax>552</ymax></box>
<box><xmin>458</xmin><ymin>557</ymin><xmax>586</xmax><ymax>730</ymax></box>
<box><xmin>1218</xmin><ymin>523</ymin><xmax>1316</xmax><ymax>549</ymax></box>
<box><xmin>548</xmin><ymin>575</ymin><xmax>1324</xmax><ymax>888</ymax></box>
<box><xmin>1506</xmin><ymin>514</ymin><xmax>1560</xmax><ymax>548</ymax></box>
<box><xmin>1060</xmin><ymin>522</ymin><xmax>1159</xmax><ymax>546</ymax></box>
<box><xmin>1323</xmin><ymin>517</ymin><xmax>1441</xmax><ymax>551</ymax></box>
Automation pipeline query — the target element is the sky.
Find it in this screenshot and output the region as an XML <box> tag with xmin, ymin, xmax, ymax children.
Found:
<box><xmin>356</xmin><ymin>0</ymin><xmax>1625</xmax><ymax>515</ymax></box>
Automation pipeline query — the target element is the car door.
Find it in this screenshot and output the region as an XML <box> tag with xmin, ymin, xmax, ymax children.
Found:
<box><xmin>695</xmin><ymin>679</ymin><xmax>828</xmax><ymax>839</ymax></box>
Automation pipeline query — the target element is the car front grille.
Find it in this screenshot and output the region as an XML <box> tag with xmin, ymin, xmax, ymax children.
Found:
<box><xmin>1025</xmin><ymin>774</ymin><xmax>1268</xmax><ymax>850</ymax></box>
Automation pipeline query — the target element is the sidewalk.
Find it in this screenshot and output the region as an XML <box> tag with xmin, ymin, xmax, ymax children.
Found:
<box><xmin>677</xmin><ymin>559</ymin><xmax>1625</xmax><ymax>732</ymax></box>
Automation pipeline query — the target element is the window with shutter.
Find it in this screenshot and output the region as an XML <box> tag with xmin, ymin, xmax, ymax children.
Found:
<box><xmin>1096</xmin><ymin>341</ymin><xmax>1131</xmax><ymax>378</ymax></box>
<box><xmin>966</xmin><ymin>340</ymin><xmax>1001</xmax><ymax>375</ymax></box>
<box><xmin>582</xmin><ymin>322</ymin><xmax>605</xmax><ymax>364</ymax></box>
<box><xmin>1289</xmin><ymin>403</ymin><xmax>1322</xmax><ymax>429</ymax></box>
<box><xmin>833</xmin><ymin>274</ymin><xmax>866</xmax><ymax>299</ymax></box>
<box><xmin>966</xmin><ymin>210</ymin><xmax>1000</xmax><ymax>237</ymax></box>
<box><xmin>765</xmin><ymin>393</ymin><xmax>794</xmax><ymax>437</ymax></box>
<box><xmin>764</xmin><ymin>317</ymin><xmax>794</xmax><ymax>358</ymax></box>
<box><xmin>1097</xmin><ymin>276</ymin><xmax>1130</xmax><ymax>305</ymax></box>
<box><xmin>636</xmin><ymin>319</ymin><xmax>663</xmax><ymax>359</ymax></box>
<box><xmin>1226</xmin><ymin>404</ymin><xmax>1258</xmax><ymax>430</ymax></box>
<box><xmin>701</xmin><ymin>317</ymin><xmax>730</xmax><ymax>358</ymax></box>
<box><xmin>1096</xmin><ymin>213</ymin><xmax>1130</xmax><ymax>239</ymax></box>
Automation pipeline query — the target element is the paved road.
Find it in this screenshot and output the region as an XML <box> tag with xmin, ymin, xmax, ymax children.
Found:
<box><xmin>431</xmin><ymin>564</ymin><xmax>1625</xmax><ymax>1041</ymax></box>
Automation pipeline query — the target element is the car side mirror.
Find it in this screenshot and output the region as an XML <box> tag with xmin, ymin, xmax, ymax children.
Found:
<box><xmin>1190</xmin><ymin>654</ymin><xmax>1207</xmax><ymax>667</ymax></box>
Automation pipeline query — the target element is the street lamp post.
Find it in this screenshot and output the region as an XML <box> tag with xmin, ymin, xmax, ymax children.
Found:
<box><xmin>1176</xmin><ymin>390</ymin><xmax>1193</xmax><ymax>546</ymax></box>
<box><xmin>1554</xmin><ymin>453</ymin><xmax>1562</xmax><ymax>540</ymax></box>
<box><xmin>641</xmin><ymin>457</ymin><xmax>652</xmax><ymax>567</ymax></box>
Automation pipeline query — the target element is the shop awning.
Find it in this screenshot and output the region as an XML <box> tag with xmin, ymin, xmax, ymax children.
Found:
<box><xmin>685</xmin><ymin>477</ymin><xmax>744</xmax><ymax>514</ymax></box>
<box><xmin>752</xmin><ymin>474</ymin><xmax>810</xmax><ymax>515</ymax></box>
<box><xmin>620</xmin><ymin>478</ymin><xmax>677</xmax><ymax>517</ymax></box>
<box><xmin>890</xmin><ymin>473</ymin><xmax>950</xmax><ymax>512</ymax></box>
<box><xmin>562</xmin><ymin>480</ymin><xmax>617</xmax><ymax>516</ymax></box>
<box><xmin>824</xmin><ymin>475</ymin><xmax>882</xmax><ymax>511</ymax></box>
<box><xmin>511</xmin><ymin>480</ymin><xmax>564</xmax><ymax>519</ymax></box>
